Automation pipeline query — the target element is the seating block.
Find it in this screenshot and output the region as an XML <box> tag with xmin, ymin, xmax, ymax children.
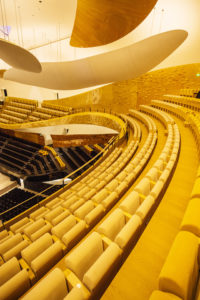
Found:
<box><xmin>158</xmin><ymin>231</ymin><xmax>199</xmax><ymax>300</ymax></box>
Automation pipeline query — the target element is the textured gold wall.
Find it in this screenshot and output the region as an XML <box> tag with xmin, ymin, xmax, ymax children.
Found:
<box><xmin>46</xmin><ymin>63</ymin><xmax>200</xmax><ymax>113</ymax></box>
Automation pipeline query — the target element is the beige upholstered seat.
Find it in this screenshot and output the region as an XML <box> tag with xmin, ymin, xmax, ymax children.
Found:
<box><xmin>10</xmin><ymin>217</ymin><xmax>33</xmax><ymax>234</ymax></box>
<box><xmin>134</xmin><ymin>178</ymin><xmax>151</xmax><ymax>196</ymax></box>
<box><xmin>135</xmin><ymin>195</ymin><xmax>155</xmax><ymax>221</ymax></box>
<box><xmin>45</xmin><ymin>197</ymin><xmax>64</xmax><ymax>209</ymax></box>
<box><xmin>65</xmin><ymin>232</ymin><xmax>121</xmax><ymax>292</ymax></box>
<box><xmin>74</xmin><ymin>201</ymin><xmax>94</xmax><ymax>219</ymax></box>
<box><xmin>69</xmin><ymin>199</ymin><xmax>85</xmax><ymax>213</ymax></box>
<box><xmin>115</xmin><ymin>215</ymin><xmax>142</xmax><ymax>249</ymax></box>
<box><xmin>21</xmin><ymin>233</ymin><xmax>63</xmax><ymax>279</ymax></box>
<box><xmin>150</xmin><ymin>180</ymin><xmax>164</xmax><ymax>199</ymax></box>
<box><xmin>24</xmin><ymin>218</ymin><xmax>52</xmax><ymax>241</ymax></box>
<box><xmin>145</xmin><ymin>168</ymin><xmax>159</xmax><ymax>181</ymax></box>
<box><xmin>51</xmin><ymin>215</ymin><xmax>76</xmax><ymax>239</ymax></box>
<box><xmin>29</xmin><ymin>207</ymin><xmax>49</xmax><ymax>221</ymax></box>
<box><xmin>44</xmin><ymin>206</ymin><xmax>67</xmax><ymax>224</ymax></box>
<box><xmin>0</xmin><ymin>230</ymin><xmax>11</xmax><ymax>244</ymax></box>
<box><xmin>0</xmin><ymin>257</ymin><xmax>30</xmax><ymax>300</ymax></box>
<box><xmin>61</xmin><ymin>195</ymin><xmax>79</xmax><ymax>209</ymax></box>
<box><xmin>149</xmin><ymin>291</ymin><xmax>183</xmax><ymax>300</ymax></box>
<box><xmin>85</xmin><ymin>204</ymin><xmax>104</xmax><ymax>226</ymax></box>
<box><xmin>22</xmin><ymin>268</ymin><xmax>84</xmax><ymax>300</ymax></box>
<box><xmin>101</xmin><ymin>192</ymin><xmax>118</xmax><ymax>209</ymax></box>
<box><xmin>158</xmin><ymin>231</ymin><xmax>199</xmax><ymax>300</ymax></box>
<box><xmin>0</xmin><ymin>233</ymin><xmax>29</xmax><ymax>261</ymax></box>
<box><xmin>92</xmin><ymin>189</ymin><xmax>109</xmax><ymax>203</ymax></box>
<box><xmin>62</xmin><ymin>220</ymin><xmax>86</xmax><ymax>249</ymax></box>
<box><xmin>119</xmin><ymin>191</ymin><xmax>140</xmax><ymax>214</ymax></box>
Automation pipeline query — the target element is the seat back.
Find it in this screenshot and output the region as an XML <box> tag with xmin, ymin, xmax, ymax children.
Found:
<box><xmin>74</xmin><ymin>201</ymin><xmax>94</xmax><ymax>219</ymax></box>
<box><xmin>0</xmin><ymin>269</ymin><xmax>30</xmax><ymax>300</ymax></box>
<box><xmin>10</xmin><ymin>217</ymin><xmax>30</xmax><ymax>232</ymax></box>
<box><xmin>51</xmin><ymin>215</ymin><xmax>76</xmax><ymax>239</ymax></box>
<box><xmin>119</xmin><ymin>191</ymin><xmax>140</xmax><ymax>214</ymax></box>
<box><xmin>97</xmin><ymin>209</ymin><xmax>126</xmax><ymax>240</ymax></box>
<box><xmin>0</xmin><ymin>233</ymin><xmax>22</xmax><ymax>255</ymax></box>
<box><xmin>22</xmin><ymin>268</ymin><xmax>67</xmax><ymax>300</ymax></box>
<box><xmin>158</xmin><ymin>231</ymin><xmax>199</xmax><ymax>300</ymax></box>
<box><xmin>24</xmin><ymin>218</ymin><xmax>45</xmax><ymax>236</ymax></box>
<box><xmin>134</xmin><ymin>178</ymin><xmax>151</xmax><ymax>196</ymax></box>
<box><xmin>65</xmin><ymin>232</ymin><xmax>103</xmax><ymax>280</ymax></box>
<box><xmin>0</xmin><ymin>257</ymin><xmax>20</xmax><ymax>286</ymax></box>
<box><xmin>45</xmin><ymin>206</ymin><xmax>64</xmax><ymax>222</ymax></box>
<box><xmin>21</xmin><ymin>233</ymin><xmax>53</xmax><ymax>265</ymax></box>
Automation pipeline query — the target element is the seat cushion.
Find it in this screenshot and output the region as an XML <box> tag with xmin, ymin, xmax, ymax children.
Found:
<box><xmin>51</xmin><ymin>215</ymin><xmax>76</xmax><ymax>239</ymax></box>
<box><xmin>119</xmin><ymin>191</ymin><xmax>140</xmax><ymax>214</ymax></box>
<box><xmin>0</xmin><ymin>257</ymin><xmax>20</xmax><ymax>286</ymax></box>
<box><xmin>115</xmin><ymin>215</ymin><xmax>141</xmax><ymax>249</ymax></box>
<box><xmin>22</xmin><ymin>268</ymin><xmax>67</xmax><ymax>300</ymax></box>
<box><xmin>31</xmin><ymin>241</ymin><xmax>63</xmax><ymax>278</ymax></box>
<box><xmin>158</xmin><ymin>231</ymin><xmax>199</xmax><ymax>300</ymax></box>
<box><xmin>83</xmin><ymin>242</ymin><xmax>121</xmax><ymax>291</ymax></box>
<box><xmin>21</xmin><ymin>233</ymin><xmax>53</xmax><ymax>265</ymax></box>
<box><xmin>65</xmin><ymin>232</ymin><xmax>103</xmax><ymax>281</ymax></box>
<box><xmin>97</xmin><ymin>209</ymin><xmax>125</xmax><ymax>241</ymax></box>
<box><xmin>149</xmin><ymin>291</ymin><xmax>183</xmax><ymax>300</ymax></box>
<box><xmin>0</xmin><ymin>269</ymin><xmax>30</xmax><ymax>300</ymax></box>
<box><xmin>180</xmin><ymin>198</ymin><xmax>200</xmax><ymax>237</ymax></box>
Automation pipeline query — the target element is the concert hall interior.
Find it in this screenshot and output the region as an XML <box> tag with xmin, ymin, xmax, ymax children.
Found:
<box><xmin>0</xmin><ymin>0</ymin><xmax>199</xmax><ymax>299</ymax></box>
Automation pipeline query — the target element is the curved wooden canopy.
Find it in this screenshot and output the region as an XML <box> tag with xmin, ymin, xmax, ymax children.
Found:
<box><xmin>4</xmin><ymin>30</ymin><xmax>188</xmax><ymax>90</ymax></box>
<box><xmin>70</xmin><ymin>0</ymin><xmax>158</xmax><ymax>47</ymax></box>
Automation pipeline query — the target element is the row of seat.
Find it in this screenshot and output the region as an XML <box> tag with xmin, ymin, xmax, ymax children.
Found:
<box><xmin>42</xmin><ymin>101</ymin><xmax>73</xmax><ymax>113</ymax></box>
<box><xmin>151</xmin><ymin>100</ymin><xmax>200</xmax><ymax>157</ymax></box>
<box><xmin>0</xmin><ymin>98</ymin><xmax>72</xmax><ymax>124</ymax></box>
<box><xmin>5</xmin><ymin>97</ymin><xmax>38</xmax><ymax>107</ymax></box>
<box><xmin>0</xmin><ymin>116</ymin><xmax>137</xmax><ymax>298</ymax></box>
<box><xmin>0</xmin><ymin>144</ymin><xmax>124</xmax><ymax>279</ymax></box>
<box><xmin>22</xmin><ymin>107</ymin><xmax>181</xmax><ymax>300</ymax></box>
<box><xmin>148</xmin><ymin>99</ymin><xmax>200</xmax><ymax>300</ymax></box>
<box><xmin>163</xmin><ymin>94</ymin><xmax>200</xmax><ymax>111</ymax></box>
<box><xmin>6</xmin><ymin>112</ymin><xmax>155</xmax><ymax>299</ymax></box>
<box><xmin>179</xmin><ymin>88</ymin><xmax>199</xmax><ymax>97</ymax></box>
<box><xmin>35</xmin><ymin>107</ymin><xmax>67</xmax><ymax>117</ymax></box>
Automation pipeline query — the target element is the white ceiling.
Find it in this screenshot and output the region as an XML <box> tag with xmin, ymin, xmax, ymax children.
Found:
<box><xmin>0</xmin><ymin>0</ymin><xmax>199</xmax><ymax>97</ymax></box>
<box><xmin>0</xmin><ymin>0</ymin><xmax>199</xmax><ymax>69</ymax></box>
<box><xmin>0</xmin><ymin>0</ymin><xmax>76</xmax><ymax>48</ymax></box>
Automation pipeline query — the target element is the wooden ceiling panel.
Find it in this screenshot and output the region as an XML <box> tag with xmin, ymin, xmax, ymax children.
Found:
<box><xmin>70</xmin><ymin>0</ymin><xmax>158</xmax><ymax>47</ymax></box>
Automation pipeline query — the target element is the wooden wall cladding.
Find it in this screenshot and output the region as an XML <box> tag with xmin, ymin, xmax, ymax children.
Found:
<box><xmin>70</xmin><ymin>0</ymin><xmax>158</xmax><ymax>47</ymax></box>
<box><xmin>51</xmin><ymin>133</ymin><xmax>116</xmax><ymax>148</ymax></box>
<box><xmin>0</xmin><ymin>128</ymin><xmax>45</xmax><ymax>145</ymax></box>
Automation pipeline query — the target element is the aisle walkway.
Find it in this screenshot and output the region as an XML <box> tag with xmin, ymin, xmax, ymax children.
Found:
<box><xmin>101</xmin><ymin>116</ymin><xmax>199</xmax><ymax>300</ymax></box>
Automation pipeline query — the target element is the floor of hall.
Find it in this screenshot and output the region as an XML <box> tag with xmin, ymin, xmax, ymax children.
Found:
<box><xmin>101</xmin><ymin>115</ymin><xmax>199</xmax><ymax>300</ymax></box>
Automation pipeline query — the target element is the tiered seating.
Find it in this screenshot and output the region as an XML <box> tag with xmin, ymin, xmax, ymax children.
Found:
<box><xmin>28</xmin><ymin>107</ymin><xmax>67</xmax><ymax>122</ymax></box>
<box><xmin>163</xmin><ymin>94</ymin><xmax>200</xmax><ymax>111</ymax></box>
<box><xmin>148</xmin><ymin>91</ymin><xmax>200</xmax><ymax>300</ymax></box>
<box><xmin>20</xmin><ymin>108</ymin><xmax>180</xmax><ymax>300</ymax></box>
<box><xmin>0</xmin><ymin>257</ymin><xmax>30</xmax><ymax>299</ymax></box>
<box><xmin>0</xmin><ymin>117</ymin><xmax>134</xmax><ymax>295</ymax></box>
<box><xmin>151</xmin><ymin>99</ymin><xmax>200</xmax><ymax>156</ymax></box>
<box><xmin>180</xmin><ymin>88</ymin><xmax>199</xmax><ymax>97</ymax></box>
<box><xmin>0</xmin><ymin>97</ymin><xmax>38</xmax><ymax>124</ymax></box>
<box><xmin>42</xmin><ymin>102</ymin><xmax>73</xmax><ymax>113</ymax></box>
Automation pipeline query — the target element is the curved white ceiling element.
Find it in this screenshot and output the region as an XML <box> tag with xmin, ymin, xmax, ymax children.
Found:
<box><xmin>4</xmin><ymin>30</ymin><xmax>187</xmax><ymax>90</ymax></box>
<box><xmin>0</xmin><ymin>39</ymin><xmax>42</xmax><ymax>73</ymax></box>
